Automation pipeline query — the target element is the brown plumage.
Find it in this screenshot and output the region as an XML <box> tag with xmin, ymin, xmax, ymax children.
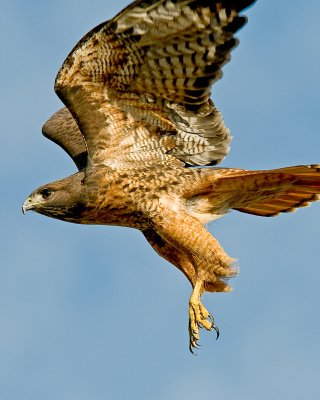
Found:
<box><xmin>23</xmin><ymin>0</ymin><xmax>320</xmax><ymax>353</ymax></box>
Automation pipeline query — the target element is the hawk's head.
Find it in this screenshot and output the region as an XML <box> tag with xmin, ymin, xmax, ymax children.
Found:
<box><xmin>22</xmin><ymin>172</ymin><xmax>85</xmax><ymax>223</ymax></box>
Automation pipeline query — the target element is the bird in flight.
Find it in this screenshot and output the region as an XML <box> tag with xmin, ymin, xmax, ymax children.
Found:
<box><xmin>23</xmin><ymin>0</ymin><xmax>320</xmax><ymax>353</ymax></box>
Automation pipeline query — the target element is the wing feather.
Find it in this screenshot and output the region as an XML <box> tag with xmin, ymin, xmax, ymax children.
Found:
<box><xmin>55</xmin><ymin>0</ymin><xmax>255</xmax><ymax>168</ymax></box>
<box><xmin>42</xmin><ymin>108</ymin><xmax>88</xmax><ymax>171</ymax></box>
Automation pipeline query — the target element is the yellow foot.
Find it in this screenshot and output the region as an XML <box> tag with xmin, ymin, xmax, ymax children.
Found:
<box><xmin>188</xmin><ymin>281</ymin><xmax>219</xmax><ymax>354</ymax></box>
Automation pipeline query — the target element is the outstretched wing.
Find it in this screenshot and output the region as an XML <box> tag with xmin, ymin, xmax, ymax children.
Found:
<box><xmin>42</xmin><ymin>108</ymin><xmax>88</xmax><ymax>171</ymax></box>
<box><xmin>55</xmin><ymin>0</ymin><xmax>255</xmax><ymax>169</ymax></box>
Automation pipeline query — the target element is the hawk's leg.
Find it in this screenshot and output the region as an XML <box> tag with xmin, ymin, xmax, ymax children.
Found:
<box><xmin>147</xmin><ymin>210</ymin><xmax>235</xmax><ymax>352</ymax></box>
<box><xmin>189</xmin><ymin>280</ymin><xmax>219</xmax><ymax>353</ymax></box>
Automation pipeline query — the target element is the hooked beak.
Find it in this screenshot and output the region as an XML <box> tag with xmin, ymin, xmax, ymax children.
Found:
<box><xmin>22</xmin><ymin>197</ymin><xmax>34</xmax><ymax>214</ymax></box>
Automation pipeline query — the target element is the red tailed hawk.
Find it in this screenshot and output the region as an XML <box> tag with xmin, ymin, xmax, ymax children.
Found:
<box><xmin>23</xmin><ymin>0</ymin><xmax>320</xmax><ymax>353</ymax></box>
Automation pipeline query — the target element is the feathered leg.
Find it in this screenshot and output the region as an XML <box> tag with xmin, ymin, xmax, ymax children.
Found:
<box><xmin>142</xmin><ymin>228</ymin><xmax>196</xmax><ymax>287</ymax></box>
<box><xmin>143</xmin><ymin>228</ymin><xmax>219</xmax><ymax>352</ymax></box>
<box><xmin>147</xmin><ymin>211</ymin><xmax>236</xmax><ymax>352</ymax></box>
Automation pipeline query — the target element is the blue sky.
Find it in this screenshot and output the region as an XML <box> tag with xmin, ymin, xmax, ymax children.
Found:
<box><xmin>1</xmin><ymin>1</ymin><xmax>320</xmax><ymax>399</ymax></box>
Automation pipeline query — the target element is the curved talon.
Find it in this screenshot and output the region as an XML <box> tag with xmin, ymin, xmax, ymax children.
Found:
<box><xmin>189</xmin><ymin>333</ymin><xmax>201</xmax><ymax>353</ymax></box>
<box><xmin>208</xmin><ymin>313</ymin><xmax>214</xmax><ymax>324</ymax></box>
<box><xmin>190</xmin><ymin>339</ymin><xmax>200</xmax><ymax>349</ymax></box>
<box><xmin>213</xmin><ymin>323</ymin><xmax>220</xmax><ymax>340</ymax></box>
<box><xmin>189</xmin><ymin>341</ymin><xmax>198</xmax><ymax>353</ymax></box>
<box><xmin>189</xmin><ymin>345</ymin><xmax>198</xmax><ymax>355</ymax></box>
<box><xmin>189</xmin><ymin>325</ymin><xmax>200</xmax><ymax>353</ymax></box>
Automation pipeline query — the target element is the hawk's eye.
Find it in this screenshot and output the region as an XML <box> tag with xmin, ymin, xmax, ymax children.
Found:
<box><xmin>40</xmin><ymin>188</ymin><xmax>54</xmax><ymax>199</ymax></box>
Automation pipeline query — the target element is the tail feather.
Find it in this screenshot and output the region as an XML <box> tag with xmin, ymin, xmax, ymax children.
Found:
<box><xmin>233</xmin><ymin>164</ymin><xmax>320</xmax><ymax>217</ymax></box>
